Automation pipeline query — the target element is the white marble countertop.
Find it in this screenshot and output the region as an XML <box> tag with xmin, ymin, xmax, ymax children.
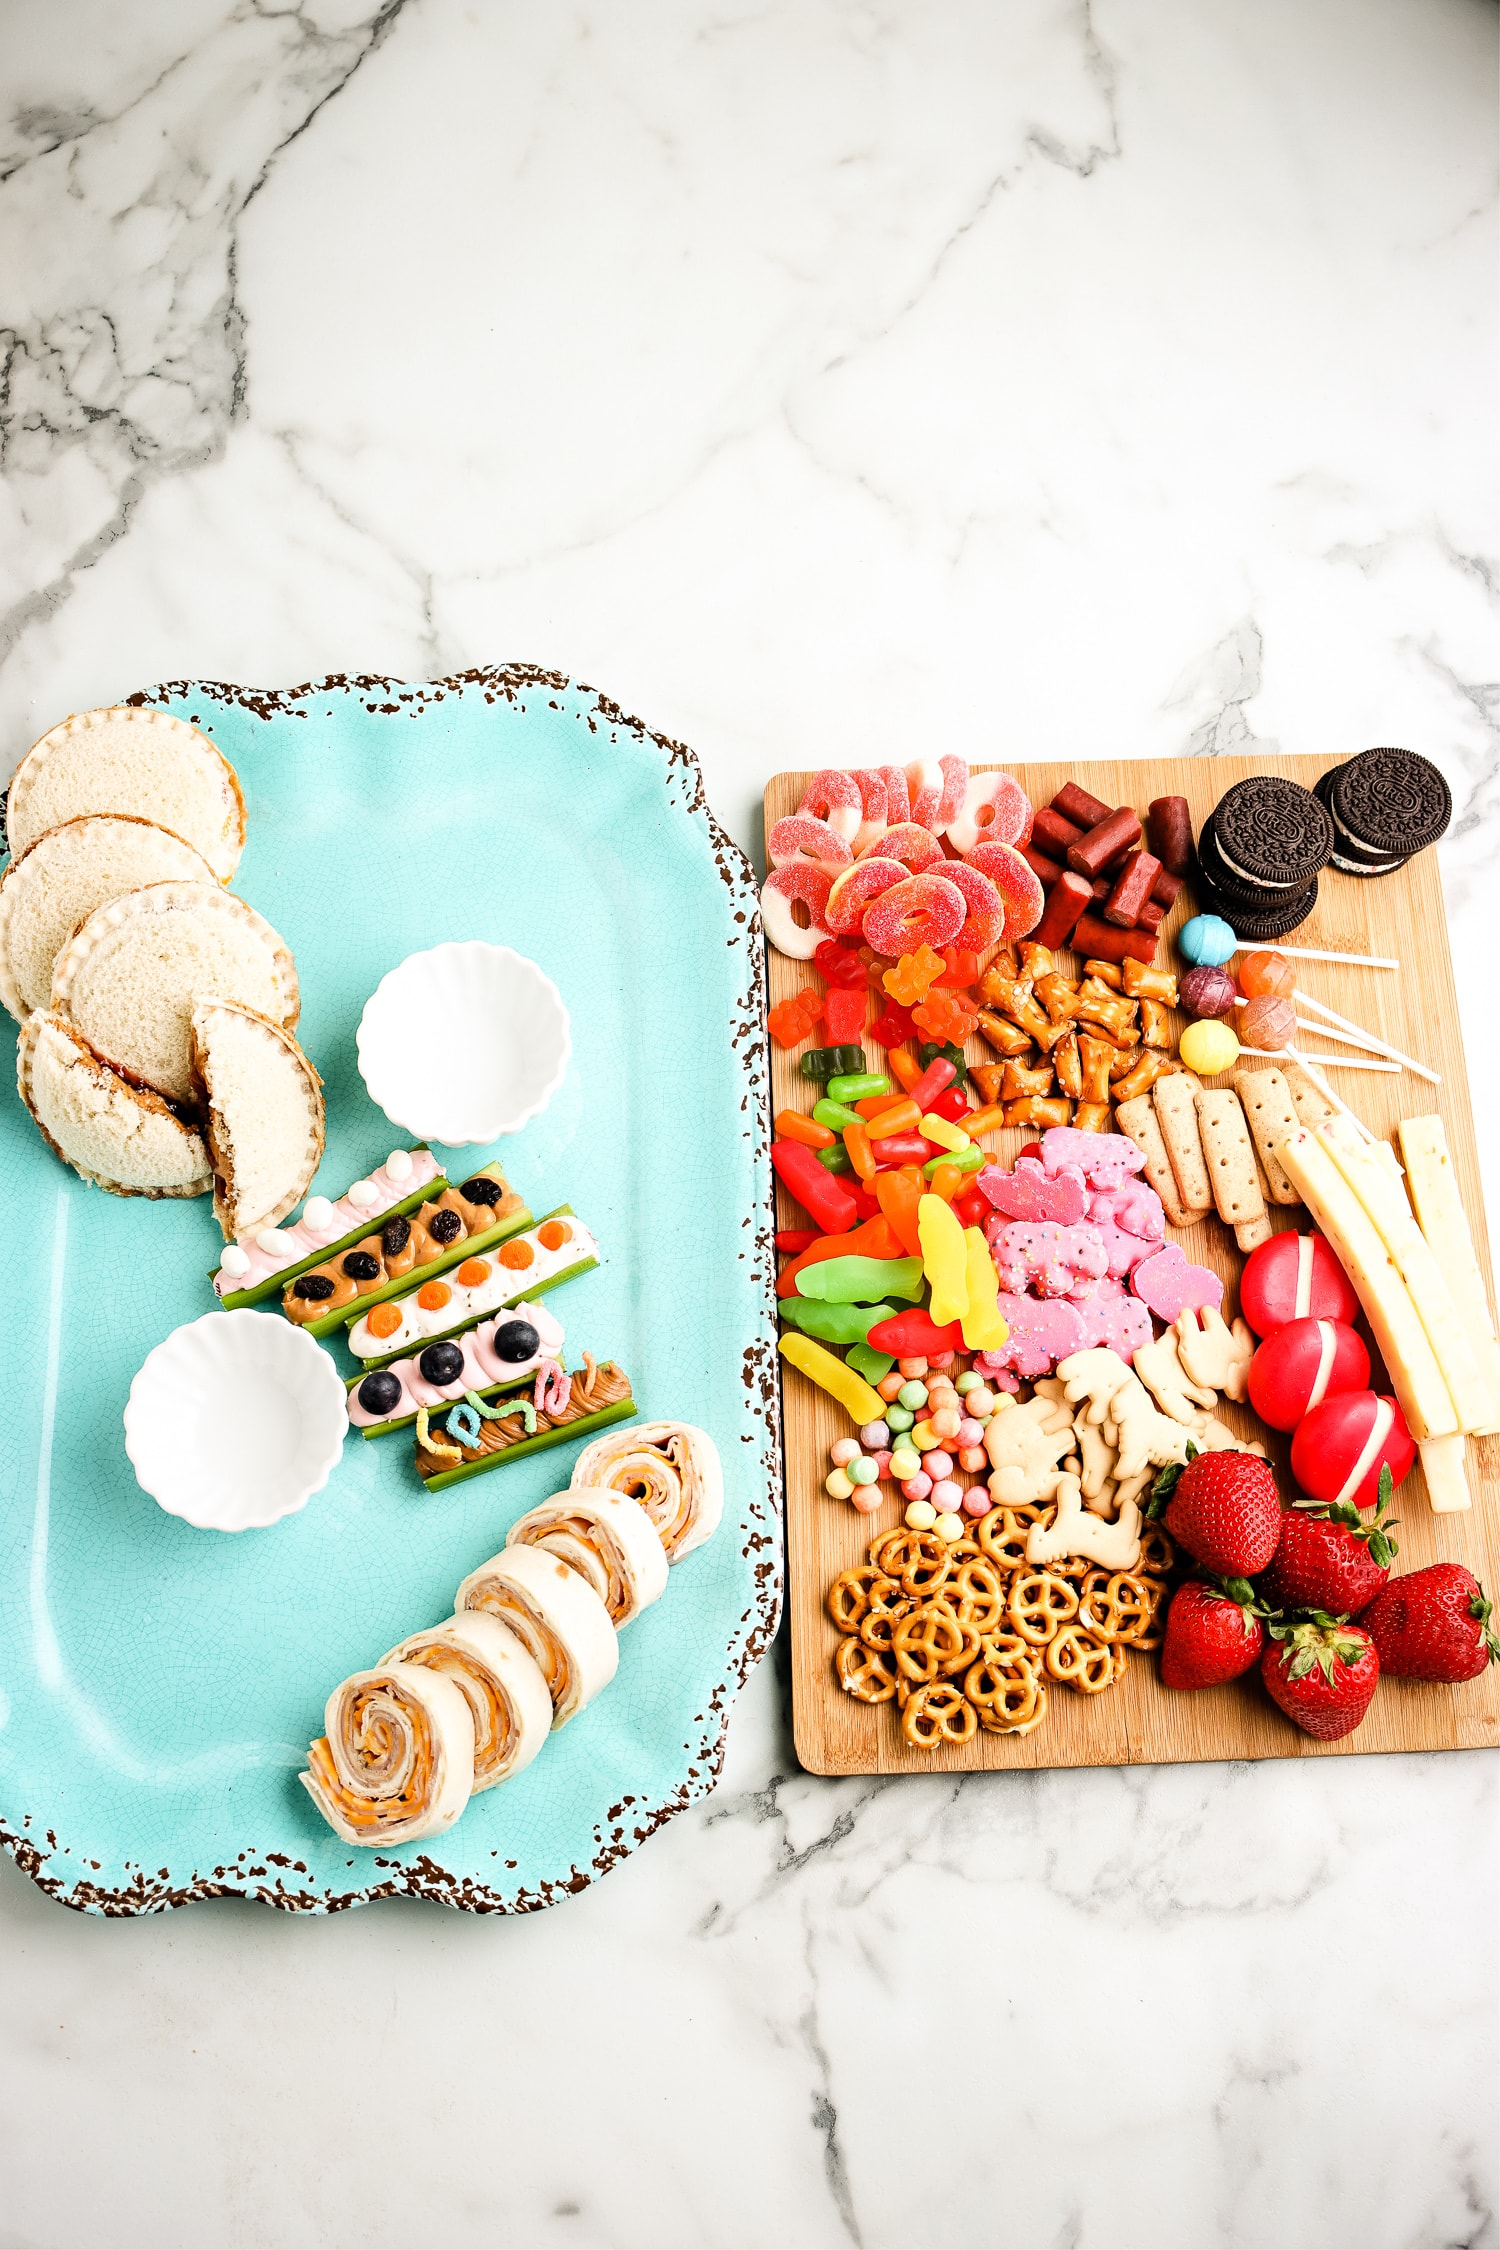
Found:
<box><xmin>2</xmin><ymin>2</ymin><xmax>1496</xmax><ymax>2243</ymax></box>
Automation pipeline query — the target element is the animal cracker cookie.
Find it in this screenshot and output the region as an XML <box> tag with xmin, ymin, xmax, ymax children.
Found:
<box><xmin>1173</xmin><ymin>1306</ymin><xmax>1254</xmax><ymax>1402</ymax></box>
<box><xmin>1132</xmin><ymin>1329</ymin><xmax>1218</xmax><ymax>1425</ymax></box>
<box><xmin>984</xmin><ymin>1392</ymin><xmax>1078</xmax><ymax>1506</ymax></box>
<box><xmin>1025</xmin><ymin>1478</ymin><xmax>1145</xmax><ymax>1572</ymax></box>
<box><xmin>1071</xmin><ymin>1279</ymin><xmax>1153</xmax><ymax>1360</ymax></box>
<box><xmin>978</xmin><ymin>1155</ymin><xmax>1089</xmax><ymax>1226</ymax></box>
<box><xmin>1040</xmin><ymin>1127</ymin><xmax>1146</xmax><ymax>1188</ymax></box>
<box><xmin>1130</xmin><ymin>1240</ymin><xmax>1224</xmax><ymax>1321</ymax></box>
<box><xmin>986</xmin><ymin>1293</ymin><xmax>1088</xmax><ymax>1378</ymax></box>
<box><xmin>1056</xmin><ymin>1347</ymin><xmax>1140</xmax><ymax>1428</ymax></box>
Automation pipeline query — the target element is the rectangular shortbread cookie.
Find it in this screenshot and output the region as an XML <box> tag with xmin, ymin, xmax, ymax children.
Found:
<box><xmin>1195</xmin><ymin>1087</ymin><xmax>1273</xmax><ymax>1250</ymax></box>
<box><xmin>1151</xmin><ymin>1070</ymin><xmax>1213</xmax><ymax>1213</ymax></box>
<box><xmin>1234</xmin><ymin>1068</ymin><xmax>1303</xmax><ymax>1205</ymax></box>
<box><xmin>1115</xmin><ymin>1094</ymin><xmax>1193</xmax><ymax>1230</ymax></box>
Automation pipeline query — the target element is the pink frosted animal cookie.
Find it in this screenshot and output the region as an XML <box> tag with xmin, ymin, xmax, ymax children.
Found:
<box><xmin>983</xmin><ymin>1295</ymin><xmax>1088</xmax><ymax>1379</ymax></box>
<box><xmin>1131</xmin><ymin>1240</ymin><xmax>1225</xmax><ymax>1319</ymax></box>
<box><xmin>978</xmin><ymin>1156</ymin><xmax>1089</xmax><ymax>1227</ymax></box>
<box><xmin>1088</xmin><ymin>1181</ymin><xmax>1165</xmax><ymax>1241</ymax></box>
<box><xmin>1089</xmin><ymin>1216</ymin><xmax>1157</xmax><ymax>1280</ymax></box>
<box><xmin>1071</xmin><ymin>1277</ymin><xmax>1154</xmax><ymax>1359</ymax></box>
<box><xmin>1041</xmin><ymin>1127</ymin><xmax>1147</xmax><ymax>1189</ymax></box>
<box><xmin>993</xmin><ymin>1221</ymin><xmax>1109</xmax><ymax>1299</ymax></box>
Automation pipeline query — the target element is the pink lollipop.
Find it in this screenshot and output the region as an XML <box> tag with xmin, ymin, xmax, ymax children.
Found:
<box><xmin>939</xmin><ymin>859</ymin><xmax>1004</xmax><ymax>951</ymax></box>
<box><xmin>767</xmin><ymin>813</ymin><xmax>854</xmax><ymax>872</ymax></box>
<box><xmin>862</xmin><ymin>872</ymin><xmax>967</xmax><ymax>956</ymax></box>
<box><xmin>825</xmin><ymin>855</ymin><xmax>908</xmax><ymax>936</ymax></box>
<box><xmin>965</xmin><ymin>839</ymin><xmax>1043</xmax><ymax>940</ymax></box>
<box><xmin>761</xmin><ymin>862</ymin><xmax>833</xmax><ymax>959</ymax></box>
<box><xmin>905</xmin><ymin>758</ymin><xmax>946</xmax><ymax>829</ymax></box>
<box><xmin>947</xmin><ymin>771</ymin><xmax>1033</xmax><ymax>855</ymax></box>
<box><xmin>936</xmin><ymin>755</ymin><xmax>969</xmax><ymax>830</ymax></box>
<box><xmin>878</xmin><ymin>765</ymin><xmax>912</xmax><ymax>825</ymax></box>
<box><xmin>796</xmin><ymin>769</ymin><xmax>862</xmax><ymax>843</ymax></box>
<box><xmin>866</xmin><ymin>821</ymin><xmax>944</xmax><ymax>875</ymax></box>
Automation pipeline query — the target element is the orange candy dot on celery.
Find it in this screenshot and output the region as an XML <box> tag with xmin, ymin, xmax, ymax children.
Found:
<box><xmin>875</xmin><ymin>1167</ymin><xmax>925</xmax><ymax>1259</ymax></box>
<box><xmin>843</xmin><ymin>1121</ymin><xmax>877</xmax><ymax>1181</ymax></box>
<box><xmin>455</xmin><ymin>1258</ymin><xmax>492</xmax><ymax>1287</ymax></box>
<box><xmin>888</xmin><ymin>1048</ymin><xmax>923</xmax><ymax>1094</ymax></box>
<box><xmin>775</xmin><ymin>1107</ymin><xmax>835</xmax><ymax>1150</ymax></box>
<box><xmin>367</xmin><ymin>1302</ymin><xmax>403</xmax><ymax>1340</ymax></box>
<box><xmin>1239</xmin><ymin>950</ymin><xmax>1293</xmax><ymax>999</ymax></box>
<box><xmin>499</xmin><ymin>1238</ymin><xmax>536</xmax><ymax>1269</ymax></box>
<box><xmin>416</xmin><ymin>1281</ymin><xmax>453</xmax><ymax>1311</ymax></box>
<box><xmin>882</xmin><ymin>945</ymin><xmax>945</xmax><ymax>1007</ymax></box>
<box><xmin>537</xmin><ymin>1220</ymin><xmax>570</xmax><ymax>1250</ymax></box>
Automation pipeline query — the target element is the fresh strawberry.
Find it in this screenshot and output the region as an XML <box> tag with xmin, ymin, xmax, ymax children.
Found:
<box><xmin>1258</xmin><ymin>1466</ymin><xmax>1398</xmax><ymax>1616</ymax></box>
<box><xmin>1153</xmin><ymin>1451</ymin><xmax>1282</xmax><ymax>1578</ymax></box>
<box><xmin>1261</xmin><ymin>1613</ymin><xmax>1379</xmax><ymax>1740</ymax></box>
<box><xmin>1360</xmin><ymin>1565</ymin><xmax>1500</xmax><ymax>1683</ymax></box>
<box><xmin>1160</xmin><ymin>1578</ymin><xmax>1267</xmax><ymax>1689</ymax></box>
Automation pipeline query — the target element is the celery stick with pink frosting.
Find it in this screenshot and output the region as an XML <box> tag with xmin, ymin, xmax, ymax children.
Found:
<box><xmin>213</xmin><ymin>1148</ymin><xmax>443</xmax><ymax>1304</ymax></box>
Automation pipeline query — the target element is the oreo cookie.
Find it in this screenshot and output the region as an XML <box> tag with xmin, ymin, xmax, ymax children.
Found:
<box><xmin>1321</xmin><ymin>749</ymin><xmax>1450</xmax><ymax>874</ymax></box>
<box><xmin>1208</xmin><ymin>776</ymin><xmax>1333</xmax><ymax>892</ymax></box>
<box><xmin>1192</xmin><ymin>869</ymin><xmax>1320</xmax><ymax>941</ymax></box>
<box><xmin>1198</xmin><ymin>814</ymin><xmax>1304</xmax><ymax>904</ymax></box>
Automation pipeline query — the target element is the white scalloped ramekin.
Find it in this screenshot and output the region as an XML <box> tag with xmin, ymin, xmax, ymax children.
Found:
<box><xmin>356</xmin><ymin>941</ymin><xmax>571</xmax><ymax>1144</ymax></box>
<box><xmin>124</xmin><ymin>1310</ymin><xmax>349</xmax><ymax>1532</ymax></box>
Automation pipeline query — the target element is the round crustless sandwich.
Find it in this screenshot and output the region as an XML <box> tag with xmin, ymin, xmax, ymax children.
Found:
<box><xmin>190</xmin><ymin>998</ymin><xmax>325</xmax><ymax>1238</ymax></box>
<box><xmin>0</xmin><ymin>814</ymin><xmax>219</xmax><ymax>1021</ymax></box>
<box><xmin>18</xmin><ymin>1010</ymin><xmax>212</xmax><ymax>1199</ymax></box>
<box><xmin>5</xmin><ymin>705</ymin><xmax>246</xmax><ymax>881</ymax></box>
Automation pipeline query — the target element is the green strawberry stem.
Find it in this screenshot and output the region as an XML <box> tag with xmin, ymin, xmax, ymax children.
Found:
<box><xmin>1266</xmin><ymin>1610</ymin><xmax>1369</xmax><ymax>1683</ymax></box>
<box><xmin>1291</xmin><ymin>1463</ymin><xmax>1399</xmax><ymax>1568</ymax></box>
<box><xmin>1469</xmin><ymin>1584</ymin><xmax>1500</xmax><ymax>1666</ymax></box>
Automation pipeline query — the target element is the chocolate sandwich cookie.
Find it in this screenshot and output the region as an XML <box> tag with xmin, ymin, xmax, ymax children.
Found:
<box><xmin>1192</xmin><ymin>870</ymin><xmax>1320</xmax><ymax>941</ymax></box>
<box><xmin>1322</xmin><ymin>748</ymin><xmax>1451</xmax><ymax>875</ymax></box>
<box><xmin>1196</xmin><ymin>814</ymin><xmax>1308</xmax><ymax>905</ymax></box>
<box><xmin>1206</xmin><ymin>775</ymin><xmax>1333</xmax><ymax>894</ymax></box>
<box><xmin>1313</xmin><ymin>771</ymin><xmax>1408</xmax><ymax>876</ymax></box>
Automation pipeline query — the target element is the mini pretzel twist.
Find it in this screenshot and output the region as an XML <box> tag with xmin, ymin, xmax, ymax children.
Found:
<box><xmin>964</xmin><ymin>1651</ymin><xmax>1042</xmax><ymax>1732</ymax></box>
<box><xmin>885</xmin><ymin>1530</ymin><xmax>955</xmax><ymax>1600</ymax></box>
<box><xmin>858</xmin><ymin>1596</ymin><xmax>913</xmax><ymax>1653</ymax></box>
<box><xmin>977</xmin><ymin>1506</ymin><xmax>1040</xmax><ymax>1572</ymax></box>
<box><xmin>1045</xmin><ymin>1625</ymin><xmax>1115</xmax><ymax>1692</ymax></box>
<box><xmin>826</xmin><ymin>1565</ymin><xmax>886</xmax><ymax>1633</ymax></box>
<box><xmin>867</xmin><ymin>1528</ymin><xmax>908</xmax><ymax>1576</ymax></box>
<box><xmin>977</xmin><ymin>1628</ymin><xmax>1034</xmax><ymax>1667</ymax></box>
<box><xmin>893</xmin><ymin>1599</ymin><xmax>974</xmax><ymax>1683</ymax></box>
<box><xmin>945</xmin><ymin>1557</ymin><xmax>1008</xmax><ymax>1636</ymax></box>
<box><xmin>1076</xmin><ymin>1569</ymin><xmax>1152</xmax><ymax>1644</ymax></box>
<box><xmin>1008</xmin><ymin>1570</ymin><xmax>1080</xmax><ymax>1645</ymax></box>
<box><xmin>835</xmin><ymin>1638</ymin><xmax>899</xmax><ymax>1703</ymax></box>
<box><xmin>901</xmin><ymin>1682</ymin><xmax>978</xmax><ymax>1748</ymax></box>
<box><xmin>1134</xmin><ymin>1521</ymin><xmax>1177</xmax><ymax>1576</ymax></box>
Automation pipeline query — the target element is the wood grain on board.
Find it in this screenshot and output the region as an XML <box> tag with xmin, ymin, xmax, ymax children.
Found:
<box><xmin>765</xmin><ymin>757</ymin><xmax>1500</xmax><ymax>1777</ymax></box>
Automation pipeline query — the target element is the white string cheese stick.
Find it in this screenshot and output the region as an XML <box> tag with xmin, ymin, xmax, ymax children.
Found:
<box><xmin>1294</xmin><ymin>988</ymin><xmax>1440</xmax><ymax>1085</ymax></box>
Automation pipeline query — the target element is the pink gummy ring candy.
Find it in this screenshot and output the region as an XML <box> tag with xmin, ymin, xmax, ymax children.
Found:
<box><xmin>853</xmin><ymin>769</ymin><xmax>888</xmax><ymax>825</ymax></box>
<box><xmin>936</xmin><ymin>755</ymin><xmax>969</xmax><ymax>830</ymax></box>
<box><xmin>862</xmin><ymin>872</ymin><xmax>967</xmax><ymax>956</ymax></box>
<box><xmin>905</xmin><ymin>758</ymin><xmax>946</xmax><ymax>829</ymax></box>
<box><xmin>965</xmin><ymin>839</ymin><xmax>1044</xmax><ymax>940</ymax></box>
<box><xmin>767</xmin><ymin>812</ymin><xmax>854</xmax><ymax>871</ymax></box>
<box><xmin>939</xmin><ymin>859</ymin><xmax>1004</xmax><ymax>951</ymax></box>
<box><xmin>877</xmin><ymin>764</ymin><xmax>912</xmax><ymax>825</ymax></box>
<box><xmin>824</xmin><ymin>855</ymin><xmax>908</xmax><ymax>936</ymax></box>
<box><xmin>867</xmin><ymin>821</ymin><xmax>944</xmax><ymax>875</ymax></box>
<box><xmin>948</xmin><ymin>771</ymin><xmax>1033</xmax><ymax>855</ymax></box>
<box><xmin>761</xmin><ymin>862</ymin><xmax>834</xmax><ymax>958</ymax></box>
<box><xmin>796</xmin><ymin>768</ymin><xmax>862</xmax><ymax>842</ymax></box>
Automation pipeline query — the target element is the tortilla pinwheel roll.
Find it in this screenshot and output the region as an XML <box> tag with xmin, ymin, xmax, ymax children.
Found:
<box><xmin>454</xmin><ymin>1545</ymin><xmax>617</xmax><ymax>1727</ymax></box>
<box><xmin>506</xmin><ymin>1487</ymin><xmax>668</xmax><ymax>1627</ymax></box>
<box><xmin>382</xmin><ymin>1612</ymin><xmax>552</xmax><ymax>1792</ymax></box>
<box><xmin>300</xmin><ymin>1662</ymin><xmax>474</xmax><ymax>1846</ymax></box>
<box><xmin>569</xmin><ymin>1421</ymin><xmax>723</xmax><ymax>1561</ymax></box>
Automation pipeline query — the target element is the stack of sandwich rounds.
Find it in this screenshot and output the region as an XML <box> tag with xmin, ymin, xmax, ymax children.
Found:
<box><xmin>4</xmin><ymin>706</ymin><xmax>324</xmax><ymax>1235</ymax></box>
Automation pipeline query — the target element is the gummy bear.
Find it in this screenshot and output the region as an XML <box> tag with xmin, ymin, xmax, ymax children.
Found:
<box><xmin>822</xmin><ymin>984</ymin><xmax>868</xmax><ymax>1043</ymax></box>
<box><xmin>869</xmin><ymin>1000</ymin><xmax>917</xmax><ymax>1050</ymax></box>
<box><xmin>768</xmin><ymin>990</ymin><xmax>825</xmax><ymax>1050</ymax></box>
<box><xmin>813</xmin><ymin>938</ymin><xmax>869</xmax><ymax>991</ymax></box>
<box><xmin>882</xmin><ymin>945</ymin><xmax>946</xmax><ymax>1007</ymax></box>
<box><xmin>933</xmin><ymin>947</ymin><xmax>979</xmax><ymax>990</ymax></box>
<box><xmin>912</xmin><ymin>987</ymin><xmax>978</xmax><ymax>1043</ymax></box>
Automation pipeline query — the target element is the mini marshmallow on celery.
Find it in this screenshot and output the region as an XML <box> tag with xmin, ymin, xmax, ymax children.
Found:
<box><xmin>347</xmin><ymin>1213</ymin><xmax>598</xmax><ymax>1361</ymax></box>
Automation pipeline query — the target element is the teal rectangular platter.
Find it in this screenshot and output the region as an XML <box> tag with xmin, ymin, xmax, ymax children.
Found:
<box><xmin>0</xmin><ymin>667</ymin><xmax>780</xmax><ymax>1914</ymax></box>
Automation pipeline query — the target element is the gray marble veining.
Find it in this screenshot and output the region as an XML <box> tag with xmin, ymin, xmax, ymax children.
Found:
<box><xmin>1</xmin><ymin>2</ymin><xmax>1496</xmax><ymax>2244</ymax></box>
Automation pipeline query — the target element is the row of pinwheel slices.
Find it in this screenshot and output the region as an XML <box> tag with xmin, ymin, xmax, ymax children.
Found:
<box><xmin>300</xmin><ymin>1421</ymin><xmax>722</xmax><ymax>1846</ymax></box>
<box><xmin>760</xmin><ymin>757</ymin><xmax>1043</xmax><ymax>960</ymax></box>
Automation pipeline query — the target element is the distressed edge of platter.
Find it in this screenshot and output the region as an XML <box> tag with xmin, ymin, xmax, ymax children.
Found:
<box><xmin>0</xmin><ymin>664</ymin><xmax>783</xmax><ymax>1917</ymax></box>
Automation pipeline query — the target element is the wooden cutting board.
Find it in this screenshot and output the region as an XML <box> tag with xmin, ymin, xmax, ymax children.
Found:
<box><xmin>764</xmin><ymin>756</ymin><xmax>1500</xmax><ymax>1775</ymax></box>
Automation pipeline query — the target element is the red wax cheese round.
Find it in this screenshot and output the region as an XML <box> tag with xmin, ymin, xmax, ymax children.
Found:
<box><xmin>1240</xmin><ymin>1230</ymin><xmax>1359</xmax><ymax>1339</ymax></box>
<box><xmin>1246</xmin><ymin>1318</ymin><xmax>1370</xmax><ymax>1433</ymax></box>
<box><xmin>1290</xmin><ymin>1390</ymin><xmax>1416</xmax><ymax>1513</ymax></box>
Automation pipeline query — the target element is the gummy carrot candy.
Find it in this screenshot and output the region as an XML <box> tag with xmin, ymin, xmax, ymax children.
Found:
<box><xmin>882</xmin><ymin>945</ymin><xmax>945</xmax><ymax>1006</ymax></box>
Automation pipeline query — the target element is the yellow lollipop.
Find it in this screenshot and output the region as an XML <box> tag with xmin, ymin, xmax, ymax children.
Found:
<box><xmin>1178</xmin><ymin>1018</ymin><xmax>1241</xmax><ymax>1076</ymax></box>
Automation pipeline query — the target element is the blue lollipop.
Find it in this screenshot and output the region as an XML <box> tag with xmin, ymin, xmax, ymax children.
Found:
<box><xmin>1177</xmin><ymin>912</ymin><xmax>1236</xmax><ymax>967</ymax></box>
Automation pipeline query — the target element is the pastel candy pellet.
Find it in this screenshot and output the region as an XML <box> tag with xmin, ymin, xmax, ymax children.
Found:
<box><xmin>905</xmin><ymin>1497</ymin><xmax>937</xmax><ymax>1529</ymax></box>
<box><xmin>934</xmin><ymin>1512</ymin><xmax>966</xmax><ymax>1543</ymax></box>
<box><xmin>825</xmin><ymin>1469</ymin><xmax>854</xmax><ymax>1499</ymax></box>
<box><xmin>829</xmin><ymin>1436</ymin><xmax>861</xmax><ymax>1467</ymax></box>
<box><xmin>930</xmin><ymin>1480</ymin><xmax>962</xmax><ymax>1511</ymax></box>
<box><xmin>1178</xmin><ymin>913</ymin><xmax>1237</xmax><ymax>967</ymax></box>
<box><xmin>848</xmin><ymin>1456</ymin><xmax>878</xmax><ymax>1486</ymax></box>
<box><xmin>902</xmin><ymin>1474</ymin><xmax>933</xmax><ymax>1503</ymax></box>
<box><xmin>851</xmin><ymin>1484</ymin><xmax>882</xmax><ymax>1513</ymax></box>
<box><xmin>858</xmin><ymin>1419</ymin><xmax>891</xmax><ymax>1449</ymax></box>
<box><xmin>890</xmin><ymin>1446</ymin><xmax>921</xmax><ymax>1479</ymax></box>
<box><xmin>925</xmin><ymin>1450</ymin><xmax>954</xmax><ymax>1479</ymax></box>
<box><xmin>961</xmin><ymin>1486</ymin><xmax>991</xmax><ymax>1517</ymax></box>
